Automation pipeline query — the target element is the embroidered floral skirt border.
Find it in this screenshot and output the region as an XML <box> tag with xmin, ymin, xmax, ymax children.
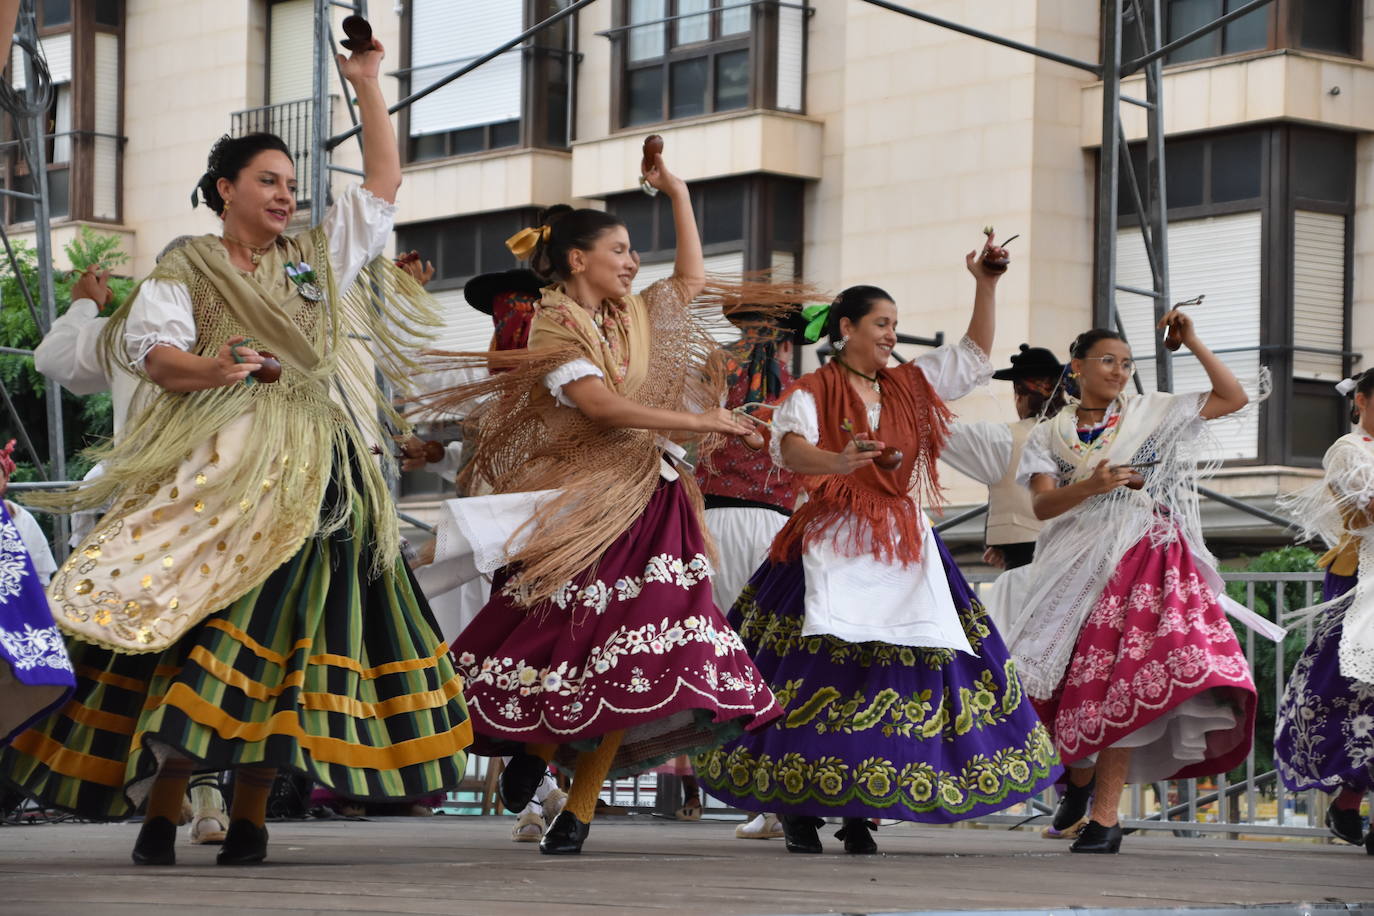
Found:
<box><xmin>696</xmin><ymin>533</ymin><xmax>1061</xmax><ymax>822</ymax></box>
<box><xmin>0</xmin><ymin>492</ymin><xmax>472</xmax><ymax>819</ymax></box>
<box><xmin>1275</xmin><ymin>570</ymin><xmax>1374</xmax><ymax>793</ymax></box>
<box><xmin>1032</xmin><ymin>533</ymin><xmax>1256</xmax><ymax>784</ymax></box>
<box><xmin>452</xmin><ymin>478</ymin><xmax>780</xmax><ymax>778</ymax></box>
<box><xmin>0</xmin><ymin>502</ymin><xmax>74</xmax><ymax>746</ymax></box>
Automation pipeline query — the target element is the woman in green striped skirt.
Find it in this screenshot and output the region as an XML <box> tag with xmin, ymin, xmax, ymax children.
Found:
<box><xmin>0</xmin><ymin>41</ymin><xmax>470</xmax><ymax>865</ymax></box>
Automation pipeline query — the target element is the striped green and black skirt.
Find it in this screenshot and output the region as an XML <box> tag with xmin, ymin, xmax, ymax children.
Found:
<box><xmin>0</xmin><ymin>457</ymin><xmax>472</xmax><ymax>819</ymax></box>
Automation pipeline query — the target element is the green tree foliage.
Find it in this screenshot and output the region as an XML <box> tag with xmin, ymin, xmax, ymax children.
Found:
<box><xmin>0</xmin><ymin>227</ymin><xmax>135</xmax><ymax>483</ymax></box>
<box><xmin>1224</xmin><ymin>545</ymin><xmax>1322</xmax><ymax>780</ymax></box>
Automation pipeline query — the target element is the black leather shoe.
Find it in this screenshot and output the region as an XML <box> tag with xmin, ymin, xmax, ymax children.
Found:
<box><xmin>500</xmin><ymin>752</ymin><xmax>550</xmax><ymax>814</ymax></box>
<box><xmin>835</xmin><ymin>817</ymin><xmax>877</xmax><ymax>854</ymax></box>
<box><xmin>131</xmin><ymin>815</ymin><xmax>177</xmax><ymax>866</ymax></box>
<box><xmin>780</xmin><ymin>815</ymin><xmax>825</xmax><ymax>854</ymax></box>
<box><xmin>1327</xmin><ymin>801</ymin><xmax>1364</xmax><ymax>845</ymax></box>
<box><xmin>1052</xmin><ymin>776</ymin><xmax>1095</xmax><ymax>832</ymax></box>
<box><xmin>1364</xmin><ymin>828</ymin><xmax>1374</xmax><ymax>856</ymax></box>
<box><xmin>539</xmin><ymin>810</ymin><xmax>590</xmax><ymax>855</ymax></box>
<box><xmin>216</xmin><ymin>819</ymin><xmax>269</xmax><ymax>865</ymax></box>
<box><xmin>1069</xmin><ymin>819</ymin><xmax>1122</xmax><ymax>854</ymax></box>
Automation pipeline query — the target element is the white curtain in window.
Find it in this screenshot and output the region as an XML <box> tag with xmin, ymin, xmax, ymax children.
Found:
<box><xmin>1116</xmin><ymin>212</ymin><xmax>1262</xmax><ymax>461</ymax></box>
<box><xmin>410</xmin><ymin>0</ymin><xmax>523</xmax><ymax>136</ymax></box>
<box><xmin>92</xmin><ymin>32</ymin><xmax>119</xmax><ymax>219</ymax></box>
<box><xmin>11</xmin><ymin>33</ymin><xmax>70</xmax><ymax>90</ymax></box>
<box><xmin>628</xmin><ymin>0</ymin><xmax>666</xmax><ymax>62</ymax></box>
<box><xmin>775</xmin><ymin>1</ymin><xmax>804</xmax><ymax>111</ymax></box>
<box><xmin>268</xmin><ymin>0</ymin><xmax>313</xmax><ymax>104</ymax></box>
<box><xmin>51</xmin><ymin>84</ymin><xmax>70</xmax><ymax>163</ymax></box>
<box><xmin>676</xmin><ymin>0</ymin><xmax>711</xmax><ymax>45</ymax></box>
<box><xmin>1292</xmin><ymin>210</ymin><xmax>1346</xmax><ymax>381</ymax></box>
<box><xmin>721</xmin><ymin>0</ymin><xmax>751</xmax><ymax>35</ymax></box>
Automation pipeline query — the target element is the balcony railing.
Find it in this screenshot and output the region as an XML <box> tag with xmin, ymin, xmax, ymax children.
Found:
<box><xmin>229</xmin><ymin>98</ymin><xmax>332</xmax><ymax>211</ymax></box>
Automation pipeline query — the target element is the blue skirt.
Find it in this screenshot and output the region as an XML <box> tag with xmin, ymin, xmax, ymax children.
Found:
<box><xmin>0</xmin><ymin>501</ymin><xmax>75</xmax><ymax>745</ymax></box>
<box><xmin>696</xmin><ymin>532</ymin><xmax>1060</xmax><ymax>822</ymax></box>
<box><xmin>1275</xmin><ymin>570</ymin><xmax>1374</xmax><ymax>793</ymax></box>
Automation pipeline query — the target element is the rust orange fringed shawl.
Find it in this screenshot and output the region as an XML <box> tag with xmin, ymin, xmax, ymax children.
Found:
<box><xmin>770</xmin><ymin>360</ymin><xmax>954</xmax><ymax>567</ymax></box>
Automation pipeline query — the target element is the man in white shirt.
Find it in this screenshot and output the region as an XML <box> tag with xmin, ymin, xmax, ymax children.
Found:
<box><xmin>34</xmin><ymin>265</ymin><xmax>134</xmax><ymax>435</ymax></box>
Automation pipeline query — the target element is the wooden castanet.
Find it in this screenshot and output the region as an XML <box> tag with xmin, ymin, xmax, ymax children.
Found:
<box><xmin>340</xmin><ymin>15</ymin><xmax>377</xmax><ymax>52</ymax></box>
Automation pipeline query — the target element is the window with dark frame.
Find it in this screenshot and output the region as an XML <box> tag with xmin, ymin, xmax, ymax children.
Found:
<box><xmin>4</xmin><ymin>0</ymin><xmax>124</xmax><ymax>226</ymax></box>
<box><xmin>396</xmin><ymin>208</ymin><xmax>541</xmax><ymax>292</ymax></box>
<box><xmin>1110</xmin><ymin>125</ymin><xmax>1357</xmax><ymax>467</ymax></box>
<box><xmin>614</xmin><ymin>0</ymin><xmax>807</xmax><ymax>129</ymax></box>
<box><xmin>604</xmin><ymin>175</ymin><xmax>804</xmax><ymax>276</ymax></box>
<box><xmin>402</xmin><ymin>0</ymin><xmax>574</xmax><ymax>165</ymax></box>
<box><xmin>1120</xmin><ymin>0</ymin><xmax>1362</xmax><ymax>66</ymax></box>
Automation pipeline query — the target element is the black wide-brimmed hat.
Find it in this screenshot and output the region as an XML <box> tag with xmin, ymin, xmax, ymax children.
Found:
<box><xmin>725</xmin><ymin>306</ymin><xmax>817</xmax><ymax>346</ymax></box>
<box><xmin>463</xmin><ymin>268</ymin><xmax>544</xmax><ymax>315</ymax></box>
<box><xmin>991</xmin><ymin>344</ymin><xmax>1064</xmax><ymax>381</ymax></box>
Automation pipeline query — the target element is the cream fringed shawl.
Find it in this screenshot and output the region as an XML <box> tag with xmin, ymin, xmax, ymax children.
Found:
<box><xmin>1004</xmin><ymin>391</ymin><xmax>1219</xmax><ymax>698</ymax></box>
<box><xmin>33</xmin><ymin>230</ymin><xmax>439</xmax><ymax>654</ymax></box>
<box><xmin>1279</xmin><ymin>433</ymin><xmax>1374</xmax><ymax>685</ymax></box>
<box><xmin>412</xmin><ymin>278</ymin><xmax>726</xmax><ymax>609</ymax></box>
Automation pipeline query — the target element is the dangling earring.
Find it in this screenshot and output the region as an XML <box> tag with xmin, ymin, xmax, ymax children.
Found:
<box><xmin>223</xmin><ymin>199</ymin><xmax>231</xmax><ymax>213</ymax></box>
<box><xmin>1069</xmin><ymin>370</ymin><xmax>1079</xmax><ymax>379</ymax></box>
<box><xmin>835</xmin><ymin>336</ymin><xmax>848</xmax><ymax>352</ymax></box>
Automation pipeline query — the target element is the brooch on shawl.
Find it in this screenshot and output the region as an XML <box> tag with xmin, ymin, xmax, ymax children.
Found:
<box><xmin>285</xmin><ymin>261</ymin><xmax>323</xmax><ymax>302</ymax></box>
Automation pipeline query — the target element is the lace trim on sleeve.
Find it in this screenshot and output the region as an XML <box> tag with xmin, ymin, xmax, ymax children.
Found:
<box><xmin>958</xmin><ymin>334</ymin><xmax>994</xmax><ymax>383</ymax></box>
<box><xmin>544</xmin><ymin>359</ymin><xmax>605</xmax><ymax>408</ymax></box>
<box><xmin>769</xmin><ymin>389</ymin><xmax>820</xmax><ymax>470</ymax></box>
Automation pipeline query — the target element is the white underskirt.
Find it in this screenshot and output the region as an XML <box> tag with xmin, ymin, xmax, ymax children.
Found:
<box><xmin>1070</xmin><ymin>690</ymin><xmax>1240</xmax><ymax>785</ymax></box>
<box><xmin>704</xmin><ymin>506</ymin><xmax>789</xmax><ymax>613</ymax></box>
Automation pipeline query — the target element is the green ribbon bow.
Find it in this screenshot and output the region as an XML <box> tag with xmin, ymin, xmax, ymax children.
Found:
<box><xmin>801</xmin><ymin>302</ymin><xmax>831</xmax><ymax>343</ymax></box>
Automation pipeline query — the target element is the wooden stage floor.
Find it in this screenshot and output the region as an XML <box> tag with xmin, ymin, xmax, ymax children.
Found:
<box><xmin>0</xmin><ymin>815</ymin><xmax>1370</xmax><ymax>915</ymax></box>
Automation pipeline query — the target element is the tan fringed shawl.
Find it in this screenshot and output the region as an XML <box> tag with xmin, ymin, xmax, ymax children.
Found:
<box><xmin>36</xmin><ymin>230</ymin><xmax>439</xmax><ymax>654</ymax></box>
<box><xmin>413</xmin><ymin>278</ymin><xmax>726</xmax><ymax>608</ymax></box>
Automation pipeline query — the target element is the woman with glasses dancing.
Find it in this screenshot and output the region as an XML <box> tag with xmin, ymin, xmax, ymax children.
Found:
<box><xmin>1005</xmin><ymin>316</ymin><xmax>1259</xmax><ymax>853</ymax></box>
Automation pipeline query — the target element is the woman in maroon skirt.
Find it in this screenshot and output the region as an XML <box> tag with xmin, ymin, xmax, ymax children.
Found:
<box><xmin>429</xmin><ymin>150</ymin><xmax>779</xmax><ymax>855</ymax></box>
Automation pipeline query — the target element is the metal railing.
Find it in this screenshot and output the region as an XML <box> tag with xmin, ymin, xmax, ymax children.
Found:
<box><xmin>960</xmin><ymin>569</ymin><xmax>1333</xmax><ymax>839</ymax></box>
<box><xmin>229</xmin><ymin>97</ymin><xmax>333</xmax><ymax>210</ymax></box>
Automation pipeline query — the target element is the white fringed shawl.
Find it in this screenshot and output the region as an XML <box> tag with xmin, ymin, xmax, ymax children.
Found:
<box><xmin>1278</xmin><ymin>432</ymin><xmax>1374</xmax><ymax>686</ymax></box>
<box><xmin>1005</xmin><ymin>389</ymin><xmax>1282</xmax><ymax>699</ymax></box>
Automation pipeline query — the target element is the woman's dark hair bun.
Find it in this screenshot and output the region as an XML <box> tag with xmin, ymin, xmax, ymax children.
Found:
<box><xmin>528</xmin><ymin>205</ymin><xmax>625</xmax><ymax>282</ymax></box>
<box><xmin>192</xmin><ymin>132</ymin><xmax>292</xmax><ymax>215</ymax></box>
<box><xmin>827</xmin><ymin>285</ymin><xmax>892</xmax><ymax>347</ymax></box>
<box><xmin>1069</xmin><ymin>328</ymin><xmax>1126</xmax><ymax>360</ymax></box>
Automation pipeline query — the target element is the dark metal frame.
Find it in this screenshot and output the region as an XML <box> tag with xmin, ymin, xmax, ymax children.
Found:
<box><xmin>0</xmin><ymin>0</ymin><xmax>67</xmax><ymax>553</ymax></box>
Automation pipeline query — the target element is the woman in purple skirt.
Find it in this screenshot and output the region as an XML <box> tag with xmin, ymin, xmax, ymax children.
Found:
<box><xmin>0</xmin><ymin>442</ymin><xmax>75</xmax><ymax>746</ymax></box>
<box><xmin>696</xmin><ymin>239</ymin><xmax>1060</xmax><ymax>854</ymax></box>
<box><xmin>430</xmin><ymin>149</ymin><xmax>779</xmax><ymax>856</ymax></box>
<box><xmin>1277</xmin><ymin>368</ymin><xmax>1374</xmax><ymax>850</ymax></box>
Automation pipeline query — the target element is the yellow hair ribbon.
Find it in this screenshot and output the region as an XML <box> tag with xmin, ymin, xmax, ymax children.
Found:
<box><xmin>505</xmin><ymin>225</ymin><xmax>550</xmax><ymax>261</ymax></box>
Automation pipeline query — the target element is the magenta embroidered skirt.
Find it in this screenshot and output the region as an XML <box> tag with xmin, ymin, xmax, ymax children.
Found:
<box><xmin>452</xmin><ymin>478</ymin><xmax>780</xmax><ymax>777</ymax></box>
<box><xmin>1032</xmin><ymin>531</ymin><xmax>1256</xmax><ymax>782</ymax></box>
